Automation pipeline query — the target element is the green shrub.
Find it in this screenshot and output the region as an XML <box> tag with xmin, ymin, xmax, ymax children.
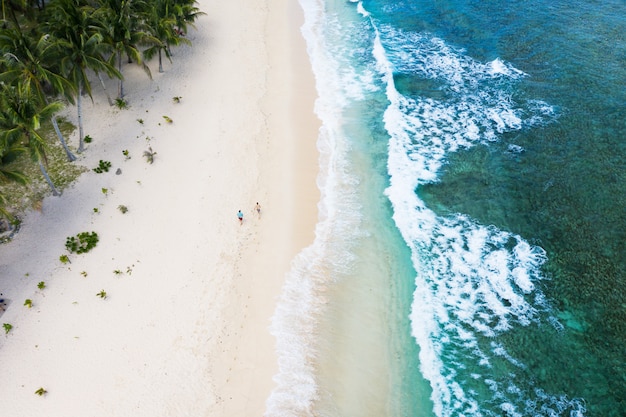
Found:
<box><xmin>114</xmin><ymin>98</ymin><xmax>128</xmax><ymax>109</ymax></box>
<box><xmin>143</xmin><ymin>147</ymin><xmax>156</xmax><ymax>164</ymax></box>
<box><xmin>65</xmin><ymin>231</ymin><xmax>99</xmax><ymax>254</ymax></box>
<box><xmin>93</xmin><ymin>160</ymin><xmax>112</xmax><ymax>174</ymax></box>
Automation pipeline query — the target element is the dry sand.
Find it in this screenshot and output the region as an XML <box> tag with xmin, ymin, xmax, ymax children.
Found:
<box><xmin>0</xmin><ymin>0</ymin><xmax>319</xmax><ymax>415</ymax></box>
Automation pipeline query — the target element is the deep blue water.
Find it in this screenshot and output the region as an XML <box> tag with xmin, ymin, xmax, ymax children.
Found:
<box><xmin>268</xmin><ymin>1</ymin><xmax>626</xmax><ymax>416</ymax></box>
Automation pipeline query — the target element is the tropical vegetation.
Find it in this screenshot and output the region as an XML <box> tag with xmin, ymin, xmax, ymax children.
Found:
<box><xmin>0</xmin><ymin>0</ymin><xmax>204</xmax><ymax>226</ymax></box>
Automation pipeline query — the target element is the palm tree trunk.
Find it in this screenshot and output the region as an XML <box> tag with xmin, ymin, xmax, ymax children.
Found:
<box><xmin>51</xmin><ymin>116</ymin><xmax>76</xmax><ymax>162</ymax></box>
<box><xmin>41</xmin><ymin>95</ymin><xmax>76</xmax><ymax>161</ymax></box>
<box><xmin>39</xmin><ymin>160</ymin><xmax>60</xmax><ymax>196</ymax></box>
<box><xmin>97</xmin><ymin>72</ymin><xmax>114</xmax><ymax>106</ymax></box>
<box><xmin>117</xmin><ymin>50</ymin><xmax>124</xmax><ymax>99</ymax></box>
<box><xmin>77</xmin><ymin>81</ymin><xmax>85</xmax><ymax>153</ymax></box>
<box><xmin>158</xmin><ymin>49</ymin><xmax>163</xmax><ymax>73</ymax></box>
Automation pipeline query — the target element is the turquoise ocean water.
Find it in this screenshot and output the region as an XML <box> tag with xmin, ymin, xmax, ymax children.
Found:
<box><xmin>268</xmin><ymin>1</ymin><xmax>625</xmax><ymax>416</ymax></box>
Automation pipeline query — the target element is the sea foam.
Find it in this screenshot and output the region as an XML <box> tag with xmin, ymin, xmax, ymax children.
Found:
<box><xmin>370</xmin><ymin>11</ymin><xmax>584</xmax><ymax>417</ymax></box>
<box><xmin>267</xmin><ymin>1</ymin><xmax>584</xmax><ymax>416</ymax></box>
<box><xmin>266</xmin><ymin>0</ymin><xmax>368</xmax><ymax>415</ymax></box>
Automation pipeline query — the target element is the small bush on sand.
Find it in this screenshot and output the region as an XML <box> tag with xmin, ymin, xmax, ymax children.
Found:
<box><xmin>93</xmin><ymin>160</ymin><xmax>112</xmax><ymax>174</ymax></box>
<box><xmin>65</xmin><ymin>232</ymin><xmax>99</xmax><ymax>254</ymax></box>
<box><xmin>143</xmin><ymin>147</ymin><xmax>157</xmax><ymax>164</ymax></box>
<box><xmin>115</xmin><ymin>98</ymin><xmax>128</xmax><ymax>109</ymax></box>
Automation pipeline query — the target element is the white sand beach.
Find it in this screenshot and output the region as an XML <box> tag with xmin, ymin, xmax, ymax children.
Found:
<box><xmin>0</xmin><ymin>0</ymin><xmax>319</xmax><ymax>416</ymax></box>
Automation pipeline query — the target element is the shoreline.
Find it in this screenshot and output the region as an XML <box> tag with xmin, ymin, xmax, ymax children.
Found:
<box><xmin>0</xmin><ymin>1</ymin><xmax>320</xmax><ymax>416</ymax></box>
<box><xmin>209</xmin><ymin>0</ymin><xmax>320</xmax><ymax>414</ymax></box>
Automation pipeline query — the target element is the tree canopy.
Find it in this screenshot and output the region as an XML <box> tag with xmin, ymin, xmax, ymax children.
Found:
<box><xmin>0</xmin><ymin>0</ymin><xmax>204</xmax><ymax>219</ymax></box>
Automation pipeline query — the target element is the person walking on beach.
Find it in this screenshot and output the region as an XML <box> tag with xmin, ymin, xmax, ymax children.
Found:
<box><xmin>255</xmin><ymin>202</ymin><xmax>261</xmax><ymax>218</ymax></box>
<box><xmin>237</xmin><ymin>210</ymin><xmax>244</xmax><ymax>225</ymax></box>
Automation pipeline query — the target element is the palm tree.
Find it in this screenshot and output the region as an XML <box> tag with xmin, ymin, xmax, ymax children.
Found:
<box><xmin>0</xmin><ymin>25</ymin><xmax>78</xmax><ymax>161</ymax></box>
<box><xmin>1</xmin><ymin>0</ymin><xmax>31</xmax><ymax>27</ymax></box>
<box><xmin>0</xmin><ymin>135</ymin><xmax>29</xmax><ymax>219</ymax></box>
<box><xmin>142</xmin><ymin>0</ymin><xmax>183</xmax><ymax>73</ymax></box>
<box><xmin>170</xmin><ymin>0</ymin><xmax>204</xmax><ymax>37</ymax></box>
<box><xmin>0</xmin><ymin>151</ymin><xmax>28</xmax><ymax>186</ymax></box>
<box><xmin>0</xmin><ymin>130</ymin><xmax>29</xmax><ymax>185</ymax></box>
<box><xmin>95</xmin><ymin>0</ymin><xmax>153</xmax><ymax>98</ymax></box>
<box><xmin>0</xmin><ymin>81</ymin><xmax>64</xmax><ymax>196</ymax></box>
<box><xmin>142</xmin><ymin>0</ymin><xmax>204</xmax><ymax>73</ymax></box>
<box><xmin>44</xmin><ymin>0</ymin><xmax>120</xmax><ymax>152</ymax></box>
